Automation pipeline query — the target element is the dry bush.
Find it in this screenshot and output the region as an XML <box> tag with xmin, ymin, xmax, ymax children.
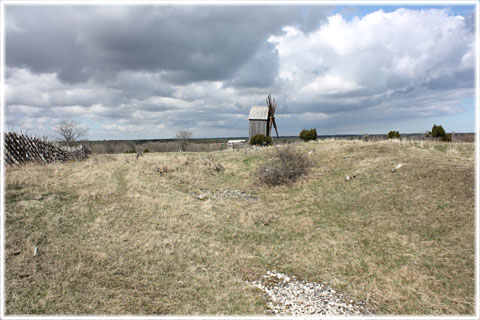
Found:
<box><xmin>202</xmin><ymin>156</ymin><xmax>225</xmax><ymax>174</ymax></box>
<box><xmin>154</xmin><ymin>166</ymin><xmax>171</xmax><ymax>175</ymax></box>
<box><xmin>255</xmin><ymin>146</ymin><xmax>313</xmax><ymax>186</ymax></box>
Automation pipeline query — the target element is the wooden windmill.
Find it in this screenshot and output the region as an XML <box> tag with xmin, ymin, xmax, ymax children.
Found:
<box><xmin>248</xmin><ymin>94</ymin><xmax>279</xmax><ymax>140</ymax></box>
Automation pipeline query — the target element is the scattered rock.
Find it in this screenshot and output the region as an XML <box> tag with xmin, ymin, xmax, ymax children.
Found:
<box><xmin>192</xmin><ymin>189</ymin><xmax>258</xmax><ymax>202</ymax></box>
<box><xmin>220</xmin><ymin>189</ymin><xmax>258</xmax><ymax>202</ymax></box>
<box><xmin>248</xmin><ymin>270</ymin><xmax>370</xmax><ymax>316</ymax></box>
<box><xmin>192</xmin><ymin>193</ymin><xmax>208</xmax><ymax>200</ymax></box>
<box><xmin>345</xmin><ymin>175</ymin><xmax>356</xmax><ymax>182</ymax></box>
<box><xmin>308</xmin><ymin>150</ymin><xmax>314</xmax><ymax>155</ymax></box>
<box><xmin>392</xmin><ymin>163</ymin><xmax>405</xmax><ymax>172</ymax></box>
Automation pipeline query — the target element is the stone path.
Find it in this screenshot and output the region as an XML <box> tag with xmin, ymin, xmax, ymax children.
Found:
<box><xmin>248</xmin><ymin>270</ymin><xmax>370</xmax><ymax>316</ymax></box>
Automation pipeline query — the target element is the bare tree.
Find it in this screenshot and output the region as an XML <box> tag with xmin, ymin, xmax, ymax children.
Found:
<box><xmin>175</xmin><ymin>129</ymin><xmax>193</xmax><ymax>152</ymax></box>
<box><xmin>55</xmin><ymin>120</ymin><xmax>89</xmax><ymax>147</ymax></box>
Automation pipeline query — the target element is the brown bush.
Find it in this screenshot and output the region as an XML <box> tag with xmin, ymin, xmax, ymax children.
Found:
<box><xmin>202</xmin><ymin>156</ymin><xmax>225</xmax><ymax>174</ymax></box>
<box><xmin>255</xmin><ymin>147</ymin><xmax>313</xmax><ymax>186</ymax></box>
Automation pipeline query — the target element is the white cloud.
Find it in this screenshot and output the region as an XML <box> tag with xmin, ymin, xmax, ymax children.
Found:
<box><xmin>270</xmin><ymin>8</ymin><xmax>474</xmax><ymax>118</ymax></box>
<box><xmin>101</xmin><ymin>124</ymin><xmax>144</xmax><ymax>132</ymax></box>
<box><xmin>301</xmin><ymin>75</ymin><xmax>364</xmax><ymax>95</ymax></box>
<box><xmin>51</xmin><ymin>105</ymin><xmax>86</xmax><ymax>115</ymax></box>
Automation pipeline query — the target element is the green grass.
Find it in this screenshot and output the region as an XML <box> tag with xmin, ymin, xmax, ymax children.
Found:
<box><xmin>4</xmin><ymin>139</ymin><xmax>475</xmax><ymax>315</ymax></box>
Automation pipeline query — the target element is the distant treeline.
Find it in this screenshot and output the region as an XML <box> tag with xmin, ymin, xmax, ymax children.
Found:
<box><xmin>81</xmin><ymin>132</ymin><xmax>474</xmax><ymax>154</ymax></box>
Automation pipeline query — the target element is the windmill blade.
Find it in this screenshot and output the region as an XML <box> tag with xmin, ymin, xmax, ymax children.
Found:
<box><xmin>267</xmin><ymin>95</ymin><xmax>277</xmax><ymax>114</ymax></box>
<box><xmin>267</xmin><ymin>94</ymin><xmax>275</xmax><ymax>108</ymax></box>
<box><xmin>266</xmin><ymin>94</ymin><xmax>278</xmax><ymax>138</ymax></box>
<box><xmin>272</xmin><ymin>117</ymin><xmax>279</xmax><ymax>138</ymax></box>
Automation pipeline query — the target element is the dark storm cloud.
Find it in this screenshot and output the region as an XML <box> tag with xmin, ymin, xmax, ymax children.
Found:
<box><xmin>424</xmin><ymin>69</ymin><xmax>474</xmax><ymax>90</ymax></box>
<box><xmin>6</xmin><ymin>7</ymin><xmax>93</xmax><ymax>83</ymax></box>
<box><xmin>226</xmin><ymin>41</ymin><xmax>279</xmax><ymax>88</ymax></box>
<box><xmin>6</xmin><ymin>5</ymin><xmax>333</xmax><ymax>85</ymax></box>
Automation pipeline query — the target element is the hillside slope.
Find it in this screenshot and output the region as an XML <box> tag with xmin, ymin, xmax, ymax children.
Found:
<box><xmin>4</xmin><ymin>139</ymin><xmax>475</xmax><ymax>315</ymax></box>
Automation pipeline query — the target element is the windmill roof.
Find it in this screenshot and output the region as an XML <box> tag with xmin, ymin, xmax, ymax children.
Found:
<box><xmin>248</xmin><ymin>106</ymin><xmax>269</xmax><ymax>120</ymax></box>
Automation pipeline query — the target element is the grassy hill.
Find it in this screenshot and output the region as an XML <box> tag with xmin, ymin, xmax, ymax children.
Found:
<box><xmin>4</xmin><ymin>139</ymin><xmax>475</xmax><ymax>315</ymax></box>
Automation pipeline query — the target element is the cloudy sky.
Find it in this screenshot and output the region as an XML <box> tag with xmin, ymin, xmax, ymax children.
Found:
<box><xmin>4</xmin><ymin>3</ymin><xmax>476</xmax><ymax>140</ymax></box>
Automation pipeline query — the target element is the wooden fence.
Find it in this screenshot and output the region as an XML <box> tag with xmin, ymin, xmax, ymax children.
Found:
<box><xmin>4</xmin><ymin>132</ymin><xmax>90</xmax><ymax>166</ymax></box>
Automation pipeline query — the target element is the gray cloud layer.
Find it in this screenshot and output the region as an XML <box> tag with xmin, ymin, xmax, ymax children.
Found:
<box><xmin>7</xmin><ymin>6</ymin><xmax>331</xmax><ymax>84</ymax></box>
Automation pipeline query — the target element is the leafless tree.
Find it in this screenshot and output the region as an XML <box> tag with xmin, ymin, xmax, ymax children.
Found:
<box><xmin>175</xmin><ymin>129</ymin><xmax>193</xmax><ymax>152</ymax></box>
<box><xmin>55</xmin><ymin>119</ymin><xmax>89</xmax><ymax>147</ymax></box>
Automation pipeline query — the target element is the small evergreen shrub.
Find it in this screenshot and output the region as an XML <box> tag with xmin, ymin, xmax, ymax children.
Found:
<box><xmin>431</xmin><ymin>125</ymin><xmax>451</xmax><ymax>142</ymax></box>
<box><xmin>254</xmin><ymin>147</ymin><xmax>313</xmax><ymax>186</ymax></box>
<box><xmin>300</xmin><ymin>128</ymin><xmax>318</xmax><ymax>141</ymax></box>
<box><xmin>432</xmin><ymin>125</ymin><xmax>446</xmax><ymax>138</ymax></box>
<box><xmin>387</xmin><ymin>131</ymin><xmax>401</xmax><ymax>139</ymax></box>
<box><xmin>250</xmin><ymin>134</ymin><xmax>272</xmax><ymax>146</ymax></box>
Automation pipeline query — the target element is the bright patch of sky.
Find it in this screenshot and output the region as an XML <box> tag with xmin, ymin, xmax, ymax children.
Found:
<box><xmin>333</xmin><ymin>4</ymin><xmax>474</xmax><ymax>20</ymax></box>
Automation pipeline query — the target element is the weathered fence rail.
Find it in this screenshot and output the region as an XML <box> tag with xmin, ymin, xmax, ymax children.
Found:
<box><xmin>4</xmin><ymin>132</ymin><xmax>90</xmax><ymax>166</ymax></box>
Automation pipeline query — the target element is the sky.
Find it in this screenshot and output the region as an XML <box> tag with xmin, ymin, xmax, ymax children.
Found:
<box><xmin>3</xmin><ymin>2</ymin><xmax>477</xmax><ymax>140</ymax></box>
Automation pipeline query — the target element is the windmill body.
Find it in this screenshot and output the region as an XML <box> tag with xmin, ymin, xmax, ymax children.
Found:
<box><xmin>248</xmin><ymin>95</ymin><xmax>279</xmax><ymax>142</ymax></box>
<box><xmin>248</xmin><ymin>106</ymin><xmax>269</xmax><ymax>140</ymax></box>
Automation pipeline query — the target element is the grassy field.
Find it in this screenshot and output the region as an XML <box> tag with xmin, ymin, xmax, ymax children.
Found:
<box><xmin>4</xmin><ymin>139</ymin><xmax>475</xmax><ymax>315</ymax></box>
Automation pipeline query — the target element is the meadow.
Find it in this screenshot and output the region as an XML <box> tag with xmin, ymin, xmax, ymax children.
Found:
<box><xmin>4</xmin><ymin>139</ymin><xmax>475</xmax><ymax>315</ymax></box>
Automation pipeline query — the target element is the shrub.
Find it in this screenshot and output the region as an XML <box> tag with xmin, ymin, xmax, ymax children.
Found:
<box><xmin>432</xmin><ymin>125</ymin><xmax>446</xmax><ymax>138</ymax></box>
<box><xmin>300</xmin><ymin>128</ymin><xmax>317</xmax><ymax>142</ymax></box>
<box><xmin>143</xmin><ymin>149</ymin><xmax>150</xmax><ymax>153</ymax></box>
<box><xmin>431</xmin><ymin>124</ymin><xmax>452</xmax><ymax>142</ymax></box>
<box><xmin>387</xmin><ymin>131</ymin><xmax>401</xmax><ymax>139</ymax></box>
<box><xmin>250</xmin><ymin>134</ymin><xmax>272</xmax><ymax>146</ymax></box>
<box><xmin>254</xmin><ymin>147</ymin><xmax>313</xmax><ymax>186</ymax></box>
<box><xmin>202</xmin><ymin>156</ymin><xmax>225</xmax><ymax>174</ymax></box>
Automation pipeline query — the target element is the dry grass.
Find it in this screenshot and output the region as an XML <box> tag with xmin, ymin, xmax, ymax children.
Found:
<box><xmin>4</xmin><ymin>140</ymin><xmax>475</xmax><ymax>315</ymax></box>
